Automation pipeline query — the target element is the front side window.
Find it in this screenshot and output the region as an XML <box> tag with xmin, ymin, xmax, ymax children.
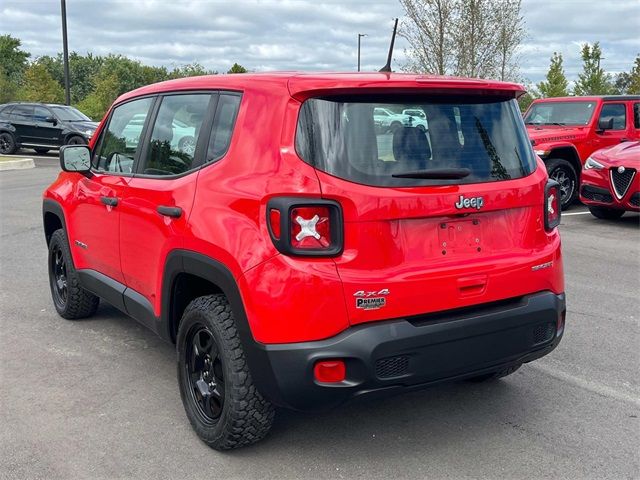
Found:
<box><xmin>33</xmin><ymin>106</ymin><xmax>51</xmax><ymax>122</ymax></box>
<box><xmin>206</xmin><ymin>94</ymin><xmax>241</xmax><ymax>163</ymax></box>
<box><xmin>93</xmin><ymin>97</ymin><xmax>154</xmax><ymax>174</ymax></box>
<box><xmin>142</xmin><ymin>93</ymin><xmax>213</xmax><ymax>176</ymax></box>
<box><xmin>598</xmin><ymin>103</ymin><xmax>626</xmax><ymax>131</ymax></box>
<box><xmin>524</xmin><ymin>101</ymin><xmax>596</xmax><ymax>126</ymax></box>
<box><xmin>296</xmin><ymin>95</ymin><xmax>536</xmax><ymax>187</ymax></box>
<box><xmin>50</xmin><ymin>106</ymin><xmax>91</xmax><ymax>122</ymax></box>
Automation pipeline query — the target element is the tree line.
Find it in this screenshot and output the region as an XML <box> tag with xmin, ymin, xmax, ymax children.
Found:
<box><xmin>0</xmin><ymin>34</ymin><xmax>247</xmax><ymax>120</ymax></box>
<box><xmin>399</xmin><ymin>0</ymin><xmax>639</xmax><ymax>110</ymax></box>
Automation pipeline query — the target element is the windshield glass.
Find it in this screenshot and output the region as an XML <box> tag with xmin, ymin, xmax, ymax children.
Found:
<box><xmin>296</xmin><ymin>95</ymin><xmax>536</xmax><ymax>187</ymax></box>
<box><xmin>524</xmin><ymin>101</ymin><xmax>596</xmax><ymax>126</ymax></box>
<box><xmin>51</xmin><ymin>106</ymin><xmax>91</xmax><ymax>122</ymax></box>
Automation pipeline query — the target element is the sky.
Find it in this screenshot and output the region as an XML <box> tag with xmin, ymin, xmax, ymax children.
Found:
<box><xmin>1</xmin><ymin>0</ymin><xmax>639</xmax><ymax>86</ymax></box>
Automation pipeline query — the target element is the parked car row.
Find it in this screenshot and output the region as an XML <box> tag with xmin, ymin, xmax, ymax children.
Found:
<box><xmin>0</xmin><ymin>102</ymin><xmax>99</xmax><ymax>154</ymax></box>
<box><xmin>373</xmin><ymin>106</ymin><xmax>428</xmax><ymax>132</ymax></box>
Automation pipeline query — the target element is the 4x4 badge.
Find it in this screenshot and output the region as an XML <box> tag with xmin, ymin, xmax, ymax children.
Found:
<box><xmin>455</xmin><ymin>195</ymin><xmax>484</xmax><ymax>210</ymax></box>
<box><xmin>354</xmin><ymin>289</ymin><xmax>389</xmax><ymax>310</ymax></box>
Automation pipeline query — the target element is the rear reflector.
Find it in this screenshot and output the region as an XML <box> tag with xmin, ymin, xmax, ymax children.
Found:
<box><xmin>314</xmin><ymin>360</ymin><xmax>346</xmax><ymax>383</ymax></box>
<box><xmin>269</xmin><ymin>209</ymin><xmax>281</xmax><ymax>239</ymax></box>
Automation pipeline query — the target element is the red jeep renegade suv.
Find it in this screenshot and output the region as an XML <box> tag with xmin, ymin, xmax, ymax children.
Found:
<box><xmin>524</xmin><ymin>96</ymin><xmax>640</xmax><ymax>209</ymax></box>
<box><xmin>43</xmin><ymin>73</ymin><xmax>566</xmax><ymax>450</ymax></box>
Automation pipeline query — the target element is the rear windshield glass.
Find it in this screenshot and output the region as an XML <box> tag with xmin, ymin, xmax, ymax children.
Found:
<box><xmin>295</xmin><ymin>95</ymin><xmax>536</xmax><ymax>187</ymax></box>
<box><xmin>524</xmin><ymin>101</ymin><xmax>596</xmax><ymax>126</ymax></box>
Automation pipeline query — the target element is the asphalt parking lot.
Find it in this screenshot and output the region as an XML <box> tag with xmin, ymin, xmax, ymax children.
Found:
<box><xmin>1</xmin><ymin>154</ymin><xmax>639</xmax><ymax>479</ymax></box>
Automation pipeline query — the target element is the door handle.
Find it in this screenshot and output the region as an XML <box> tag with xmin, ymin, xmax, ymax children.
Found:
<box><xmin>100</xmin><ymin>196</ymin><xmax>118</xmax><ymax>207</ymax></box>
<box><xmin>157</xmin><ymin>205</ymin><xmax>182</xmax><ymax>218</ymax></box>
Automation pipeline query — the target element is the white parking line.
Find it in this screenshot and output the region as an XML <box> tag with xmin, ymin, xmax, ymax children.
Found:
<box><xmin>532</xmin><ymin>363</ymin><xmax>640</xmax><ymax>408</ymax></box>
<box><xmin>562</xmin><ymin>211</ymin><xmax>591</xmax><ymax>216</ymax></box>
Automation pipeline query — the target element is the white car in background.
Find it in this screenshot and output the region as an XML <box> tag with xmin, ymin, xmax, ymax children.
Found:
<box><xmin>374</xmin><ymin>107</ymin><xmax>428</xmax><ymax>133</ymax></box>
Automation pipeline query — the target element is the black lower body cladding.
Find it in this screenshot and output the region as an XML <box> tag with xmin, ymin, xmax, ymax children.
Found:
<box><xmin>249</xmin><ymin>291</ymin><xmax>566</xmax><ymax>411</ymax></box>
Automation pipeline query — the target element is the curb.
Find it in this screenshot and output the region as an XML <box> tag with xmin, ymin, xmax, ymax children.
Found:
<box><xmin>0</xmin><ymin>158</ymin><xmax>36</xmax><ymax>171</ymax></box>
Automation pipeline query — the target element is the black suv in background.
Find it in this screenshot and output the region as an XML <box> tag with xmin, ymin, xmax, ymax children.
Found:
<box><xmin>0</xmin><ymin>103</ymin><xmax>98</xmax><ymax>155</ymax></box>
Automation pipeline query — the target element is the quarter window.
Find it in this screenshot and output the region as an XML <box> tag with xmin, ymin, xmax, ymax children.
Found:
<box><xmin>598</xmin><ymin>103</ymin><xmax>626</xmax><ymax>131</ymax></box>
<box><xmin>206</xmin><ymin>94</ymin><xmax>241</xmax><ymax>163</ymax></box>
<box><xmin>142</xmin><ymin>94</ymin><xmax>213</xmax><ymax>176</ymax></box>
<box><xmin>93</xmin><ymin>97</ymin><xmax>154</xmax><ymax>174</ymax></box>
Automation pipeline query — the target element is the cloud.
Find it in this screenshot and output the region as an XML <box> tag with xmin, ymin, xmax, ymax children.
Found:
<box><xmin>2</xmin><ymin>0</ymin><xmax>638</xmax><ymax>83</ymax></box>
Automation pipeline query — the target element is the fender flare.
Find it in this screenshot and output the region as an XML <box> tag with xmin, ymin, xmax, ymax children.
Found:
<box><xmin>161</xmin><ymin>250</ymin><xmax>284</xmax><ymax>404</ymax></box>
<box><xmin>42</xmin><ymin>198</ymin><xmax>67</xmax><ymax>245</ymax></box>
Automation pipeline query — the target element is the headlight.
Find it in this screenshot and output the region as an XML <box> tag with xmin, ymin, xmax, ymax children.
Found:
<box><xmin>84</xmin><ymin>129</ymin><xmax>94</xmax><ymax>136</ymax></box>
<box><xmin>534</xmin><ymin>149</ymin><xmax>549</xmax><ymax>157</ymax></box>
<box><xmin>584</xmin><ymin>157</ymin><xmax>605</xmax><ymax>170</ymax></box>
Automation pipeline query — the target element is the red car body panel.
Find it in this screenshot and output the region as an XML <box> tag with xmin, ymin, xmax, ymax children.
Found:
<box><xmin>44</xmin><ymin>72</ymin><xmax>563</xmax><ymax>345</ymax></box>
<box><xmin>580</xmin><ymin>141</ymin><xmax>640</xmax><ymax>211</ymax></box>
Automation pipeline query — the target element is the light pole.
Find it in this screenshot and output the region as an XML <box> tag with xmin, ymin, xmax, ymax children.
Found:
<box><xmin>61</xmin><ymin>0</ymin><xmax>70</xmax><ymax>105</ymax></box>
<box><xmin>357</xmin><ymin>33</ymin><xmax>367</xmax><ymax>72</ymax></box>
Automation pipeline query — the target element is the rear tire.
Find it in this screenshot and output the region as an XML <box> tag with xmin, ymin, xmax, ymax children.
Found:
<box><xmin>0</xmin><ymin>132</ymin><xmax>17</xmax><ymax>154</ymax></box>
<box><xmin>546</xmin><ymin>158</ymin><xmax>578</xmax><ymax>210</ymax></box>
<box><xmin>34</xmin><ymin>147</ymin><xmax>50</xmax><ymax>154</ymax></box>
<box><xmin>48</xmin><ymin>229</ymin><xmax>99</xmax><ymax>319</ymax></box>
<box><xmin>66</xmin><ymin>135</ymin><xmax>86</xmax><ymax>146</ymax></box>
<box><xmin>588</xmin><ymin>206</ymin><xmax>625</xmax><ymax>220</ymax></box>
<box><xmin>467</xmin><ymin>363</ymin><xmax>522</xmax><ymax>382</ymax></box>
<box><xmin>177</xmin><ymin>294</ymin><xmax>274</xmax><ymax>450</ymax></box>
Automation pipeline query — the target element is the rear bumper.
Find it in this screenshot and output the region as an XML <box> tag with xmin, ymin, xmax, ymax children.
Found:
<box><xmin>249</xmin><ymin>291</ymin><xmax>566</xmax><ymax>411</ymax></box>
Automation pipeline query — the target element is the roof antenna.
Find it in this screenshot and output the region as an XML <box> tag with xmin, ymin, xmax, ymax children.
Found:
<box><xmin>379</xmin><ymin>18</ymin><xmax>398</xmax><ymax>73</ymax></box>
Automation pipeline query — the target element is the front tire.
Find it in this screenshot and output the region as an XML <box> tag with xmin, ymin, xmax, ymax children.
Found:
<box><xmin>0</xmin><ymin>132</ymin><xmax>17</xmax><ymax>154</ymax></box>
<box><xmin>588</xmin><ymin>206</ymin><xmax>625</xmax><ymax>220</ymax></box>
<box><xmin>546</xmin><ymin>158</ymin><xmax>578</xmax><ymax>210</ymax></box>
<box><xmin>66</xmin><ymin>135</ymin><xmax>86</xmax><ymax>146</ymax></box>
<box><xmin>177</xmin><ymin>294</ymin><xmax>274</xmax><ymax>450</ymax></box>
<box><xmin>48</xmin><ymin>229</ymin><xmax>99</xmax><ymax>319</ymax></box>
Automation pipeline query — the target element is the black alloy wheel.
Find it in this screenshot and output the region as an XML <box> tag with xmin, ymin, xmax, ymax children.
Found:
<box><xmin>546</xmin><ymin>158</ymin><xmax>578</xmax><ymax>210</ymax></box>
<box><xmin>185</xmin><ymin>325</ymin><xmax>225</xmax><ymax>422</ymax></box>
<box><xmin>0</xmin><ymin>132</ymin><xmax>17</xmax><ymax>154</ymax></box>
<box><xmin>50</xmin><ymin>243</ymin><xmax>68</xmax><ymax>309</ymax></box>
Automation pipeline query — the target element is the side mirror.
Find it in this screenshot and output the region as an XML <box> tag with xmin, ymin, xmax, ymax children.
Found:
<box><xmin>45</xmin><ymin>116</ymin><xmax>57</xmax><ymax>125</ymax></box>
<box><xmin>60</xmin><ymin>145</ymin><xmax>91</xmax><ymax>173</ymax></box>
<box><xmin>597</xmin><ymin>117</ymin><xmax>614</xmax><ymax>132</ymax></box>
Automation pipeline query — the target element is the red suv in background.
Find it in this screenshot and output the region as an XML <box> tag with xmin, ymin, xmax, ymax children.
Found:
<box><xmin>43</xmin><ymin>73</ymin><xmax>565</xmax><ymax>450</ymax></box>
<box><xmin>524</xmin><ymin>96</ymin><xmax>640</xmax><ymax>209</ymax></box>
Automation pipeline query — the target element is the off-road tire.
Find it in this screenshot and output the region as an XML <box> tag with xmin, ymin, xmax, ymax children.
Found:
<box><xmin>588</xmin><ymin>206</ymin><xmax>625</xmax><ymax>220</ymax></box>
<box><xmin>66</xmin><ymin>135</ymin><xmax>86</xmax><ymax>146</ymax></box>
<box><xmin>546</xmin><ymin>158</ymin><xmax>578</xmax><ymax>210</ymax></box>
<box><xmin>48</xmin><ymin>229</ymin><xmax>99</xmax><ymax>319</ymax></box>
<box><xmin>34</xmin><ymin>147</ymin><xmax>50</xmax><ymax>154</ymax></box>
<box><xmin>177</xmin><ymin>294</ymin><xmax>275</xmax><ymax>450</ymax></box>
<box><xmin>467</xmin><ymin>363</ymin><xmax>522</xmax><ymax>382</ymax></box>
<box><xmin>0</xmin><ymin>132</ymin><xmax>17</xmax><ymax>154</ymax></box>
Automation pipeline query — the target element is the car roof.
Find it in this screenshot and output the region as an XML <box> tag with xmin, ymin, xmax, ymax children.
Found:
<box><xmin>115</xmin><ymin>72</ymin><xmax>526</xmax><ymax>105</ymax></box>
<box><xmin>532</xmin><ymin>95</ymin><xmax>640</xmax><ymax>103</ymax></box>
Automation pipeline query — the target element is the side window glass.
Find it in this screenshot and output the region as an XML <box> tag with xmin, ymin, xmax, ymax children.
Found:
<box><xmin>634</xmin><ymin>103</ymin><xmax>639</xmax><ymax>129</ymax></box>
<box><xmin>598</xmin><ymin>103</ymin><xmax>626</xmax><ymax>131</ymax></box>
<box><xmin>206</xmin><ymin>94</ymin><xmax>241</xmax><ymax>163</ymax></box>
<box><xmin>93</xmin><ymin>97</ymin><xmax>154</xmax><ymax>174</ymax></box>
<box><xmin>11</xmin><ymin>105</ymin><xmax>33</xmax><ymax>120</ymax></box>
<box><xmin>142</xmin><ymin>94</ymin><xmax>212</xmax><ymax>176</ymax></box>
<box><xmin>33</xmin><ymin>106</ymin><xmax>50</xmax><ymax>122</ymax></box>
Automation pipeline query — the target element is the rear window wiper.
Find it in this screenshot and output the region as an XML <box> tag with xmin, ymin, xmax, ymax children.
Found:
<box><xmin>392</xmin><ymin>168</ymin><xmax>471</xmax><ymax>180</ymax></box>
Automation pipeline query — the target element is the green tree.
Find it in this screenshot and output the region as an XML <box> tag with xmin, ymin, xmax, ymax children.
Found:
<box><xmin>227</xmin><ymin>63</ymin><xmax>248</xmax><ymax>74</ymax></box>
<box><xmin>0</xmin><ymin>67</ymin><xmax>19</xmax><ymax>103</ymax></box>
<box><xmin>18</xmin><ymin>63</ymin><xmax>64</xmax><ymax>103</ymax></box>
<box><xmin>0</xmin><ymin>34</ymin><xmax>30</xmax><ymax>84</ymax></box>
<box><xmin>518</xmin><ymin>90</ymin><xmax>537</xmax><ymax>112</ymax></box>
<box><xmin>573</xmin><ymin>42</ymin><xmax>613</xmax><ymax>95</ymax></box>
<box><xmin>76</xmin><ymin>72</ymin><xmax>120</xmax><ymax>120</ymax></box>
<box><xmin>537</xmin><ymin>52</ymin><xmax>569</xmax><ymax>97</ymax></box>
<box><xmin>37</xmin><ymin>53</ymin><xmax>106</xmax><ymax>103</ymax></box>
<box><xmin>169</xmin><ymin>62</ymin><xmax>215</xmax><ymax>79</ymax></box>
<box><xmin>625</xmin><ymin>55</ymin><xmax>640</xmax><ymax>94</ymax></box>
